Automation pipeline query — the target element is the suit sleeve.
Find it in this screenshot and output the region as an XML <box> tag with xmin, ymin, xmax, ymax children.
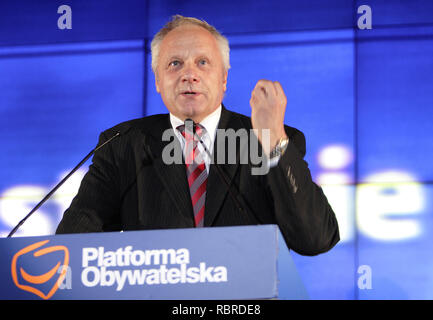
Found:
<box><xmin>266</xmin><ymin>128</ymin><xmax>340</xmax><ymax>256</ymax></box>
<box><xmin>56</xmin><ymin>131</ymin><xmax>121</xmax><ymax>234</ymax></box>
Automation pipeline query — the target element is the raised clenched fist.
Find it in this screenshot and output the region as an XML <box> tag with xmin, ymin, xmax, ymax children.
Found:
<box><xmin>250</xmin><ymin>80</ymin><xmax>288</xmax><ymax>155</ymax></box>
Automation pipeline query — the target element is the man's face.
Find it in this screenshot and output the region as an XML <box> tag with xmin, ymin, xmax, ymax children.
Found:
<box><xmin>155</xmin><ymin>24</ymin><xmax>228</xmax><ymax>123</ymax></box>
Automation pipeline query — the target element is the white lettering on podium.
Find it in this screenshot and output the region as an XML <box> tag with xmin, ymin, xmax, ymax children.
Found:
<box><xmin>81</xmin><ymin>247</ymin><xmax>227</xmax><ymax>291</ymax></box>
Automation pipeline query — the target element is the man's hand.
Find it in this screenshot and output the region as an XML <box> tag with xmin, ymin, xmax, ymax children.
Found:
<box><xmin>250</xmin><ymin>80</ymin><xmax>288</xmax><ymax>156</ymax></box>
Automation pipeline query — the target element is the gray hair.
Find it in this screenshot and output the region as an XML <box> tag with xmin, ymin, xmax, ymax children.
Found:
<box><xmin>151</xmin><ymin>15</ymin><xmax>231</xmax><ymax>73</ymax></box>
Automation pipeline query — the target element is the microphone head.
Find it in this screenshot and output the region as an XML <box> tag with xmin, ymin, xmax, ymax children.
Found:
<box><xmin>184</xmin><ymin>118</ymin><xmax>195</xmax><ymax>134</ymax></box>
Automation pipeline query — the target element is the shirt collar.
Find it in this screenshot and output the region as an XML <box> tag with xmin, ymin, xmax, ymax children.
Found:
<box><xmin>169</xmin><ymin>104</ymin><xmax>222</xmax><ymax>142</ymax></box>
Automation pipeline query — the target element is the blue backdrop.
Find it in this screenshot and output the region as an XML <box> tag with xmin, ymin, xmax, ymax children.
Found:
<box><xmin>1</xmin><ymin>0</ymin><xmax>432</xmax><ymax>299</ymax></box>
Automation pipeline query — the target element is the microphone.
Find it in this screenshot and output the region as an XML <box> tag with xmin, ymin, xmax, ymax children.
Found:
<box><xmin>7</xmin><ymin>130</ymin><xmax>122</xmax><ymax>238</ymax></box>
<box><xmin>184</xmin><ymin>119</ymin><xmax>263</xmax><ymax>225</ymax></box>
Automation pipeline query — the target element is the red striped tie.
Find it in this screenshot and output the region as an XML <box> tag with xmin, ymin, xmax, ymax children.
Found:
<box><xmin>177</xmin><ymin>122</ymin><xmax>207</xmax><ymax>227</ymax></box>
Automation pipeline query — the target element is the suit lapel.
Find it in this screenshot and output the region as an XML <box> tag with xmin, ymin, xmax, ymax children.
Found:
<box><xmin>204</xmin><ymin>106</ymin><xmax>243</xmax><ymax>226</ymax></box>
<box><xmin>141</xmin><ymin>116</ymin><xmax>194</xmax><ymax>226</ymax></box>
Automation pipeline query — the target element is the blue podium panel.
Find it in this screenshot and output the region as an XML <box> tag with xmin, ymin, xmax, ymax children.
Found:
<box><xmin>0</xmin><ymin>225</ymin><xmax>307</xmax><ymax>300</ymax></box>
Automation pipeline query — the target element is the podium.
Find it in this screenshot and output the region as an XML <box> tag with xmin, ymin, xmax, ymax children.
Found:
<box><xmin>0</xmin><ymin>225</ymin><xmax>308</xmax><ymax>300</ymax></box>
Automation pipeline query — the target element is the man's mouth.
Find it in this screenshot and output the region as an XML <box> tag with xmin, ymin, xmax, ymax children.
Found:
<box><xmin>180</xmin><ymin>90</ymin><xmax>200</xmax><ymax>97</ymax></box>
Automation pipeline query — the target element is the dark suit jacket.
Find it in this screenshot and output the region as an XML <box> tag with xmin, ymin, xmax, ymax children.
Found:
<box><xmin>56</xmin><ymin>106</ymin><xmax>339</xmax><ymax>256</ymax></box>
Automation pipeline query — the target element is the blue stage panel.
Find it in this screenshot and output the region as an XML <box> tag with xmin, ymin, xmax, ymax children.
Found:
<box><xmin>148</xmin><ymin>0</ymin><xmax>353</xmax><ymax>37</ymax></box>
<box><xmin>0</xmin><ymin>0</ymin><xmax>148</xmax><ymax>46</ymax></box>
<box><xmin>356</xmin><ymin>0</ymin><xmax>433</xmax><ymax>26</ymax></box>
<box><xmin>357</xmin><ymin>183</ymin><xmax>433</xmax><ymax>299</ymax></box>
<box><xmin>0</xmin><ymin>41</ymin><xmax>144</xmax><ymax>237</ymax></box>
<box><xmin>291</xmin><ymin>241</ymin><xmax>356</xmax><ymax>299</ymax></box>
<box><xmin>357</xmin><ymin>27</ymin><xmax>433</xmax><ymax>183</ymax></box>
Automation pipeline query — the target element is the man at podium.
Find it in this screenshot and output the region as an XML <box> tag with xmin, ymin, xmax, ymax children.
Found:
<box><xmin>56</xmin><ymin>15</ymin><xmax>339</xmax><ymax>256</ymax></box>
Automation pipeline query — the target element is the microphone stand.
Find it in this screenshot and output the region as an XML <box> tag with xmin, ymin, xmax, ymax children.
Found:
<box><xmin>7</xmin><ymin>132</ymin><xmax>120</xmax><ymax>237</ymax></box>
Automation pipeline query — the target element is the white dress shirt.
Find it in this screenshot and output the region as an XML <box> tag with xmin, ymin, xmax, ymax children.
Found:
<box><xmin>170</xmin><ymin>105</ymin><xmax>222</xmax><ymax>174</ymax></box>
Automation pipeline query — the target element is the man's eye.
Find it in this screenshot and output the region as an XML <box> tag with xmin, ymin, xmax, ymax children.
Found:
<box><xmin>169</xmin><ymin>60</ymin><xmax>180</xmax><ymax>67</ymax></box>
<box><xmin>199</xmin><ymin>59</ymin><xmax>208</xmax><ymax>65</ymax></box>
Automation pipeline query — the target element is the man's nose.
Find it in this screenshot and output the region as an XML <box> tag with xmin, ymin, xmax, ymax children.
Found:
<box><xmin>181</xmin><ymin>65</ymin><xmax>199</xmax><ymax>83</ymax></box>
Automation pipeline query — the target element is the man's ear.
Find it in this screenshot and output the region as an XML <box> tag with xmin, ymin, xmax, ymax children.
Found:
<box><xmin>222</xmin><ymin>70</ymin><xmax>228</xmax><ymax>92</ymax></box>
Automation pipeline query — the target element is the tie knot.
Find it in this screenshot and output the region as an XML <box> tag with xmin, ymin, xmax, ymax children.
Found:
<box><xmin>177</xmin><ymin>121</ymin><xmax>206</xmax><ymax>141</ymax></box>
